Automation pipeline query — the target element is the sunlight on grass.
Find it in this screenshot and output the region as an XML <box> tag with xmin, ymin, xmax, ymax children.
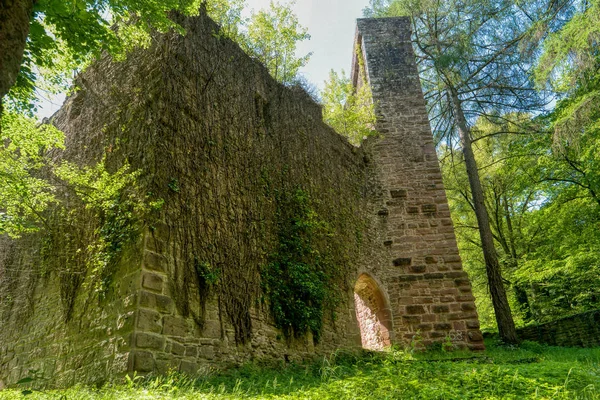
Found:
<box><xmin>1</xmin><ymin>340</ymin><xmax>598</xmax><ymax>399</ymax></box>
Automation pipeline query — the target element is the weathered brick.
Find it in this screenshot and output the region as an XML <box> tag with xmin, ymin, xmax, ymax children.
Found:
<box><xmin>468</xmin><ymin>331</ymin><xmax>484</xmax><ymax>342</ymax></box>
<box><xmin>140</xmin><ymin>291</ymin><xmax>174</xmax><ymax>314</ymax></box>
<box><xmin>444</xmin><ymin>271</ymin><xmax>468</xmax><ymax>279</ymax></box>
<box><xmin>393</xmin><ymin>257</ymin><xmax>412</xmax><ymax>267</ymax></box>
<box><xmin>132</xmin><ymin>351</ymin><xmax>155</xmax><ymax>372</ymax></box>
<box><xmin>170</xmin><ymin>341</ymin><xmax>185</xmax><ymax>356</ymax></box>
<box><xmin>137</xmin><ymin>309</ymin><xmax>162</xmax><ymax>333</ymax></box>
<box><xmin>466</xmin><ymin>320</ymin><xmax>480</xmax><ymax>329</ymax></box>
<box><xmin>390</xmin><ymin>189</ymin><xmax>408</xmax><ymax>198</ymax></box>
<box><xmin>144</xmin><ymin>251</ymin><xmax>167</xmax><ymax>272</ymax></box>
<box><xmin>409</xmin><ymin>265</ymin><xmax>426</xmax><ymax>273</ymax></box>
<box><xmin>432</xmin><ymin>305</ymin><xmax>450</xmax><ymax>314</ymax></box>
<box><xmin>179</xmin><ymin>360</ymin><xmax>199</xmax><ymax>375</ymax></box>
<box><xmin>421</xmin><ymin>204</ymin><xmax>437</xmax><ymax>213</ymax></box>
<box><xmin>406</xmin><ymin>305</ymin><xmax>425</xmax><ymax>314</ymax></box>
<box><xmin>402</xmin><ymin>315</ymin><xmax>421</xmax><ymax>324</ymax></box>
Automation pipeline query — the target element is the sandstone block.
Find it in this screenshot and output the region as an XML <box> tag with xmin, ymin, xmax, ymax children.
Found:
<box><xmin>432</xmin><ymin>305</ymin><xmax>449</xmax><ymax>314</ymax></box>
<box><xmin>390</xmin><ymin>189</ymin><xmax>407</xmax><ymax>198</ymax></box>
<box><xmin>140</xmin><ymin>291</ymin><xmax>174</xmax><ymax>314</ymax></box>
<box><xmin>163</xmin><ymin>316</ymin><xmax>189</xmax><ymax>337</ymax></box>
<box><xmin>136</xmin><ymin>333</ymin><xmax>165</xmax><ymax>350</ymax></box>
<box><xmin>137</xmin><ymin>309</ymin><xmax>162</xmax><ymax>333</ymax></box>
<box><xmin>132</xmin><ymin>351</ymin><xmax>155</xmax><ymax>372</ymax></box>
<box><xmin>406</xmin><ymin>305</ymin><xmax>425</xmax><ymax>314</ymax></box>
<box><xmin>143</xmin><ymin>251</ymin><xmax>167</xmax><ymax>272</ymax></box>
<box><xmin>142</xmin><ymin>273</ymin><xmax>164</xmax><ymax>292</ymax></box>
<box><xmin>393</xmin><ymin>257</ymin><xmax>412</xmax><ymax>266</ymax></box>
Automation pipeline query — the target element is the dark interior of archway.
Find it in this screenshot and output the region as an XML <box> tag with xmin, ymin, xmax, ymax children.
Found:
<box><xmin>353</xmin><ymin>274</ymin><xmax>392</xmax><ymax>350</ymax></box>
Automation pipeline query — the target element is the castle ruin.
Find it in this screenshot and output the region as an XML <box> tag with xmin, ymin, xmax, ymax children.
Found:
<box><xmin>0</xmin><ymin>12</ymin><xmax>484</xmax><ymax>387</ymax></box>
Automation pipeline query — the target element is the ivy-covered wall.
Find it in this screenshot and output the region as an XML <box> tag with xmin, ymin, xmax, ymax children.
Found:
<box><xmin>0</xmin><ymin>10</ymin><xmax>371</xmax><ymax>386</ymax></box>
<box><xmin>0</xmin><ymin>12</ymin><xmax>484</xmax><ymax>387</ymax></box>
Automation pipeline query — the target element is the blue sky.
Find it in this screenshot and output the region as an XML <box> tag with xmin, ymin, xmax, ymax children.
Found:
<box><xmin>36</xmin><ymin>0</ymin><xmax>370</xmax><ymax>119</ymax></box>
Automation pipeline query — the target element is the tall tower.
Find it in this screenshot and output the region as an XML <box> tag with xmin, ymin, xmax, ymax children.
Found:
<box><xmin>352</xmin><ymin>17</ymin><xmax>485</xmax><ymax>350</ymax></box>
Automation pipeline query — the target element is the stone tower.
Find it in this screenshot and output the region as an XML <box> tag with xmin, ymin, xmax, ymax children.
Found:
<box><xmin>351</xmin><ymin>17</ymin><xmax>484</xmax><ymax>350</ymax></box>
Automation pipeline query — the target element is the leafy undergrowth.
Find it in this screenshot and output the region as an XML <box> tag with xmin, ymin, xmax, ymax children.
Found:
<box><xmin>2</xmin><ymin>340</ymin><xmax>599</xmax><ymax>399</ymax></box>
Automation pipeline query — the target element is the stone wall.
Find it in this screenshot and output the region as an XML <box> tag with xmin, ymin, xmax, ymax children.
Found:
<box><xmin>0</xmin><ymin>235</ymin><xmax>142</xmax><ymax>388</ymax></box>
<box><xmin>517</xmin><ymin>310</ymin><xmax>600</xmax><ymax>347</ymax></box>
<box><xmin>0</xmin><ymin>12</ymin><xmax>484</xmax><ymax>387</ymax></box>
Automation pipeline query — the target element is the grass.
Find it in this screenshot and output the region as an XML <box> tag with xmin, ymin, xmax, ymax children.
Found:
<box><xmin>1</xmin><ymin>339</ymin><xmax>599</xmax><ymax>399</ymax></box>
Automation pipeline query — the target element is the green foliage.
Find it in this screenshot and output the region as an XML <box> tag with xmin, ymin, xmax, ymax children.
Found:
<box><xmin>2</xmin><ymin>340</ymin><xmax>599</xmax><ymax>399</ymax></box>
<box><xmin>242</xmin><ymin>1</ymin><xmax>311</xmax><ymax>84</ymax></box>
<box><xmin>261</xmin><ymin>188</ymin><xmax>339</xmax><ymax>342</ymax></box>
<box><xmin>535</xmin><ymin>0</ymin><xmax>600</xmax><ymax>156</ymax></box>
<box><xmin>321</xmin><ymin>58</ymin><xmax>377</xmax><ymax>145</ymax></box>
<box><xmin>441</xmin><ymin>112</ymin><xmax>600</xmax><ymax>328</ymax></box>
<box><xmin>535</xmin><ymin>0</ymin><xmax>600</xmax><ymax>92</ymax></box>
<box><xmin>52</xmin><ymin>159</ymin><xmax>150</xmax><ymax>298</ymax></box>
<box><xmin>5</xmin><ymin>0</ymin><xmax>260</xmax><ymax>112</ymax></box>
<box><xmin>0</xmin><ymin>112</ymin><xmax>64</xmax><ymax>237</ymax></box>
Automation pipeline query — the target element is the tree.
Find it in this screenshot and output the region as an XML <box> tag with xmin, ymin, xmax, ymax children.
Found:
<box><xmin>0</xmin><ymin>0</ymin><xmax>247</xmax><ymax>114</ymax></box>
<box><xmin>1</xmin><ymin>0</ymin><xmax>314</xmax><ymax>237</ymax></box>
<box><xmin>441</xmin><ymin>114</ymin><xmax>545</xmax><ymax>326</ymax></box>
<box><xmin>321</xmin><ymin>67</ymin><xmax>376</xmax><ymax>146</ymax></box>
<box><xmin>0</xmin><ymin>0</ymin><xmax>246</xmax><ymax>237</ymax></box>
<box><xmin>442</xmin><ymin>114</ymin><xmax>600</xmax><ymax>326</ymax></box>
<box><xmin>0</xmin><ymin>112</ymin><xmax>63</xmax><ymax>237</ymax></box>
<box><xmin>364</xmin><ymin>0</ymin><xmax>572</xmax><ymax>343</ymax></box>
<box><xmin>242</xmin><ymin>1</ymin><xmax>311</xmax><ymax>84</ymax></box>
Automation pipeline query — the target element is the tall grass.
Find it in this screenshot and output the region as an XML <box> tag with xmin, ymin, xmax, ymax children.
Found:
<box><xmin>2</xmin><ymin>339</ymin><xmax>599</xmax><ymax>399</ymax></box>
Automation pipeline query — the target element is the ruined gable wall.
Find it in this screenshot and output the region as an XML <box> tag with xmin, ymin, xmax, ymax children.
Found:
<box><xmin>1</xmin><ymin>10</ymin><xmax>372</xmax><ymax>385</ymax></box>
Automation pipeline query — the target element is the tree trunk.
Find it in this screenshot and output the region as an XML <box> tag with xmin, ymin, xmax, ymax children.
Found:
<box><xmin>448</xmin><ymin>86</ymin><xmax>519</xmax><ymax>344</ymax></box>
<box><xmin>0</xmin><ymin>0</ymin><xmax>35</xmax><ymax>112</ymax></box>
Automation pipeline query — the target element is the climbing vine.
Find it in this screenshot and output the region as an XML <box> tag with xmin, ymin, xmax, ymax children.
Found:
<box><xmin>47</xmin><ymin>158</ymin><xmax>156</xmax><ymax>319</ymax></box>
<box><xmin>261</xmin><ymin>188</ymin><xmax>346</xmax><ymax>342</ymax></box>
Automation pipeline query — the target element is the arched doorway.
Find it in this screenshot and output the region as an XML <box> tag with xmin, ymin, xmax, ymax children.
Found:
<box><xmin>353</xmin><ymin>273</ymin><xmax>393</xmax><ymax>350</ymax></box>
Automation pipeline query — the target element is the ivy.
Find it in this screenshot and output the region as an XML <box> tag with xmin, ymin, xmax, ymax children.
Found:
<box><xmin>51</xmin><ymin>158</ymin><xmax>159</xmax><ymax>304</ymax></box>
<box><xmin>261</xmin><ymin>188</ymin><xmax>339</xmax><ymax>342</ymax></box>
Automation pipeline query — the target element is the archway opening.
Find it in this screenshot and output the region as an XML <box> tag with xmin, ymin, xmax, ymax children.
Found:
<box><xmin>353</xmin><ymin>273</ymin><xmax>393</xmax><ymax>350</ymax></box>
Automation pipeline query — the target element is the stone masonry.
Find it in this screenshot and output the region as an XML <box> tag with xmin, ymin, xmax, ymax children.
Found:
<box><xmin>353</xmin><ymin>17</ymin><xmax>484</xmax><ymax>349</ymax></box>
<box><xmin>0</xmin><ymin>13</ymin><xmax>483</xmax><ymax>388</ymax></box>
<box><xmin>517</xmin><ymin>310</ymin><xmax>600</xmax><ymax>347</ymax></box>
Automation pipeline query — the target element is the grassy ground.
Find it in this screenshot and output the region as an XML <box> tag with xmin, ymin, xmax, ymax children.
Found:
<box><xmin>1</xmin><ymin>339</ymin><xmax>599</xmax><ymax>399</ymax></box>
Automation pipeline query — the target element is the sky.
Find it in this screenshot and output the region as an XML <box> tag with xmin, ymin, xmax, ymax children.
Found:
<box><xmin>247</xmin><ymin>0</ymin><xmax>371</xmax><ymax>87</ymax></box>
<box><xmin>36</xmin><ymin>0</ymin><xmax>370</xmax><ymax>119</ymax></box>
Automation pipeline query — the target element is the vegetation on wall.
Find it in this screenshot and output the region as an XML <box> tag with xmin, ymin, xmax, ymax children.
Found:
<box><xmin>0</xmin><ymin>113</ymin><xmax>64</xmax><ymax>237</ymax></box>
<box><xmin>261</xmin><ymin>188</ymin><xmax>346</xmax><ymax>342</ymax></box>
<box><xmin>241</xmin><ymin>1</ymin><xmax>311</xmax><ymax>85</ymax></box>
<box><xmin>322</xmin><ymin>45</ymin><xmax>377</xmax><ymax>146</ymax></box>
